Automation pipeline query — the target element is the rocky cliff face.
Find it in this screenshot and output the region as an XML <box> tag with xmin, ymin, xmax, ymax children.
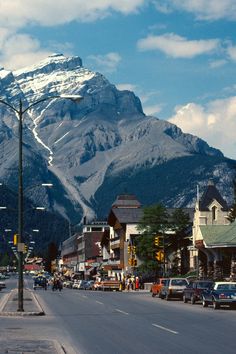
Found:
<box><xmin>0</xmin><ymin>54</ymin><xmax>234</xmax><ymax>224</ymax></box>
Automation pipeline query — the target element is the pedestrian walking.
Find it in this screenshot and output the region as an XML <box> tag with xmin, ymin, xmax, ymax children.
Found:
<box><xmin>135</xmin><ymin>276</ymin><xmax>139</xmax><ymax>290</ymax></box>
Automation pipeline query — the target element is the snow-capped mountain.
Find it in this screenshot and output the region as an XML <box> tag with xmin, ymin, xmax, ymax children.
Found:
<box><xmin>0</xmin><ymin>54</ymin><xmax>235</xmax><ymax>224</ymax></box>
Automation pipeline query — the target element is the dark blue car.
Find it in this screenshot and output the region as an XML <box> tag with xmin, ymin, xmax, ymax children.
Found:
<box><xmin>33</xmin><ymin>276</ymin><xmax>47</xmax><ymax>290</ymax></box>
<box><xmin>202</xmin><ymin>282</ymin><xmax>236</xmax><ymax>309</ymax></box>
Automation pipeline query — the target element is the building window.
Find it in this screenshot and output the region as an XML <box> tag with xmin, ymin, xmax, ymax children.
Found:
<box><xmin>91</xmin><ymin>227</ymin><xmax>102</xmax><ymax>231</ymax></box>
<box><xmin>212</xmin><ymin>206</ymin><xmax>217</xmax><ymax>221</ymax></box>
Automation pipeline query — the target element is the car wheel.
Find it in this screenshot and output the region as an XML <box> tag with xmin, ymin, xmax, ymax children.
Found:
<box><xmin>152</xmin><ymin>293</ymin><xmax>156</xmax><ymax>298</ymax></box>
<box><xmin>183</xmin><ymin>295</ymin><xmax>188</xmax><ymax>303</ymax></box>
<box><xmin>190</xmin><ymin>296</ymin><xmax>195</xmax><ymax>305</ymax></box>
<box><xmin>213</xmin><ymin>300</ymin><xmax>220</xmax><ymax>310</ymax></box>
<box><xmin>159</xmin><ymin>293</ymin><xmax>164</xmax><ymax>299</ymax></box>
<box><xmin>202</xmin><ymin>298</ymin><xmax>208</xmax><ymax>307</ymax></box>
<box><xmin>165</xmin><ymin>294</ymin><xmax>170</xmax><ymax>301</ymax></box>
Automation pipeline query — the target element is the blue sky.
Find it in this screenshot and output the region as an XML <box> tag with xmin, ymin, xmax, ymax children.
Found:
<box><xmin>0</xmin><ymin>0</ymin><xmax>236</xmax><ymax>159</ymax></box>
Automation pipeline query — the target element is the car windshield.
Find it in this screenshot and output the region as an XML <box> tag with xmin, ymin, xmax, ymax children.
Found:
<box><xmin>216</xmin><ymin>283</ymin><xmax>236</xmax><ymax>290</ymax></box>
<box><xmin>171</xmin><ymin>279</ymin><xmax>188</xmax><ymax>286</ymax></box>
<box><xmin>197</xmin><ymin>282</ymin><xmax>213</xmax><ymax>289</ymax></box>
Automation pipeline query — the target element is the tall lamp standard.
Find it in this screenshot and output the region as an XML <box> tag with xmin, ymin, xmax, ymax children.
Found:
<box><xmin>0</xmin><ymin>94</ymin><xmax>83</xmax><ymax>311</ymax></box>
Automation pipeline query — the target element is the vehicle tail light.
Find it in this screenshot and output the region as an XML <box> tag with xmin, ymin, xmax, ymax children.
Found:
<box><xmin>219</xmin><ymin>293</ymin><xmax>230</xmax><ymax>299</ymax></box>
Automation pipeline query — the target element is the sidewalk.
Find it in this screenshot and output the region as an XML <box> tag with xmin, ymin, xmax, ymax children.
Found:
<box><xmin>0</xmin><ymin>287</ymin><xmax>45</xmax><ymax>316</ymax></box>
<box><xmin>0</xmin><ymin>288</ymin><xmax>67</xmax><ymax>353</ymax></box>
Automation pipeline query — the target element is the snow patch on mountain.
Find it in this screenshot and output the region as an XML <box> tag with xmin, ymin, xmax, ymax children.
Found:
<box><xmin>0</xmin><ymin>53</ymin><xmax>233</xmax><ymax>222</ymax></box>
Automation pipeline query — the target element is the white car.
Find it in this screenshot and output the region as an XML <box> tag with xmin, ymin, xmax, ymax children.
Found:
<box><xmin>72</xmin><ymin>280</ymin><xmax>82</xmax><ymax>289</ymax></box>
<box><xmin>0</xmin><ymin>281</ymin><xmax>6</xmax><ymax>289</ymax></box>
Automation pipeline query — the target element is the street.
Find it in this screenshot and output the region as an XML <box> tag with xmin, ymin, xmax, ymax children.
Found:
<box><xmin>0</xmin><ymin>276</ymin><xmax>236</xmax><ymax>354</ymax></box>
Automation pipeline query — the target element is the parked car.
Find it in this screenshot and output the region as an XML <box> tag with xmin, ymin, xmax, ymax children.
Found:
<box><xmin>77</xmin><ymin>280</ymin><xmax>89</xmax><ymax>290</ymax></box>
<box><xmin>0</xmin><ymin>281</ymin><xmax>6</xmax><ymax>290</ymax></box>
<box><xmin>159</xmin><ymin>278</ymin><xmax>189</xmax><ymax>300</ymax></box>
<box><xmin>183</xmin><ymin>280</ymin><xmax>214</xmax><ymax>304</ymax></box>
<box><xmin>202</xmin><ymin>281</ymin><xmax>236</xmax><ymax>309</ymax></box>
<box><xmin>151</xmin><ymin>278</ymin><xmax>168</xmax><ymax>297</ymax></box>
<box><xmin>72</xmin><ymin>280</ymin><xmax>82</xmax><ymax>289</ymax></box>
<box><xmin>93</xmin><ymin>280</ymin><xmax>102</xmax><ymax>290</ymax></box>
<box><xmin>84</xmin><ymin>280</ymin><xmax>95</xmax><ymax>290</ymax></box>
<box><xmin>33</xmin><ymin>276</ymin><xmax>47</xmax><ymax>290</ymax></box>
<box><xmin>63</xmin><ymin>280</ymin><xmax>74</xmax><ymax>288</ymax></box>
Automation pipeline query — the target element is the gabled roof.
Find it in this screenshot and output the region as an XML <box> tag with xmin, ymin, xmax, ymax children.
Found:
<box><xmin>200</xmin><ymin>222</ymin><xmax>236</xmax><ymax>247</ymax></box>
<box><xmin>199</xmin><ymin>181</ymin><xmax>228</xmax><ymax>211</ymax></box>
<box><xmin>108</xmin><ymin>208</ymin><xmax>143</xmax><ymax>225</ymax></box>
<box><xmin>112</xmin><ymin>194</ymin><xmax>141</xmax><ymax>208</ymax></box>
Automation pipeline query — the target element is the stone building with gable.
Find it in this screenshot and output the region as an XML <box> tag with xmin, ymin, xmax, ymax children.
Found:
<box><xmin>104</xmin><ymin>194</ymin><xmax>143</xmax><ymax>279</ymax></box>
<box><xmin>192</xmin><ymin>180</ymin><xmax>236</xmax><ymax>280</ymax></box>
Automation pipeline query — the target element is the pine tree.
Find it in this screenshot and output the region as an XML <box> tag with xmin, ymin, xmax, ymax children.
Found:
<box><xmin>170</xmin><ymin>209</ymin><xmax>191</xmax><ymax>275</ymax></box>
<box><xmin>228</xmin><ymin>180</ymin><xmax>236</xmax><ymax>222</ymax></box>
<box><xmin>136</xmin><ymin>204</ymin><xmax>169</xmax><ymax>277</ymax></box>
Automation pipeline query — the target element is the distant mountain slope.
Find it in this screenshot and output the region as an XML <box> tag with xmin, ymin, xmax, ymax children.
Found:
<box><xmin>0</xmin><ymin>54</ymin><xmax>235</xmax><ymax>226</ymax></box>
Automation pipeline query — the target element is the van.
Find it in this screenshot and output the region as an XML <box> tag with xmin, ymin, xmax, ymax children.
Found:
<box><xmin>159</xmin><ymin>278</ymin><xmax>189</xmax><ymax>300</ymax></box>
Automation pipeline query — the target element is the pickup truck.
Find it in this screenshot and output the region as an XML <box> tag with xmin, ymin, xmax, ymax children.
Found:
<box><xmin>101</xmin><ymin>278</ymin><xmax>120</xmax><ymax>291</ymax></box>
<box><xmin>94</xmin><ymin>278</ymin><xmax>120</xmax><ymax>291</ymax></box>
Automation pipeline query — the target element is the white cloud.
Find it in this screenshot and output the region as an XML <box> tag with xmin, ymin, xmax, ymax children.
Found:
<box><xmin>0</xmin><ymin>1</ymin><xmax>145</xmax><ymax>70</ymax></box>
<box><xmin>168</xmin><ymin>97</ymin><xmax>236</xmax><ymax>159</ymax></box>
<box><xmin>0</xmin><ymin>0</ymin><xmax>146</xmax><ymax>29</ymax></box>
<box><xmin>209</xmin><ymin>59</ymin><xmax>227</xmax><ymax>68</ymax></box>
<box><xmin>137</xmin><ymin>33</ymin><xmax>219</xmax><ymax>58</ymax></box>
<box><xmin>116</xmin><ymin>83</ymin><xmax>138</xmax><ymax>91</ymax></box>
<box><xmin>227</xmin><ymin>45</ymin><xmax>236</xmax><ymax>61</ymax></box>
<box><xmin>87</xmin><ymin>52</ymin><xmax>122</xmax><ymax>73</ymax></box>
<box><xmin>153</xmin><ymin>0</ymin><xmax>236</xmax><ymax>21</ymax></box>
<box><xmin>0</xmin><ymin>33</ymin><xmax>52</xmax><ymax>70</ymax></box>
<box><xmin>143</xmin><ymin>104</ymin><xmax>163</xmax><ymax>116</ymax></box>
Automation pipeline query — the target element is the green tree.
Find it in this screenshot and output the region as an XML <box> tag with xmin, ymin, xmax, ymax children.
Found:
<box><xmin>0</xmin><ymin>252</ymin><xmax>11</xmax><ymax>266</ymax></box>
<box><xmin>228</xmin><ymin>179</ymin><xmax>236</xmax><ymax>222</ymax></box>
<box><xmin>170</xmin><ymin>208</ymin><xmax>191</xmax><ymax>275</ymax></box>
<box><xmin>136</xmin><ymin>204</ymin><xmax>169</xmax><ymax>277</ymax></box>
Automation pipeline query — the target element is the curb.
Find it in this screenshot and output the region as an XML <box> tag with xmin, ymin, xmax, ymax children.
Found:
<box><xmin>0</xmin><ymin>288</ymin><xmax>45</xmax><ymax>316</ymax></box>
<box><xmin>30</xmin><ymin>288</ymin><xmax>45</xmax><ymax>315</ymax></box>
<box><xmin>0</xmin><ymin>290</ymin><xmax>12</xmax><ymax>312</ymax></box>
<box><xmin>0</xmin><ymin>310</ymin><xmax>45</xmax><ymax>316</ymax></box>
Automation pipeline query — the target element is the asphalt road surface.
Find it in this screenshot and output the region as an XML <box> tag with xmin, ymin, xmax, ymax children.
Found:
<box><xmin>1</xmin><ymin>276</ymin><xmax>236</xmax><ymax>354</ymax></box>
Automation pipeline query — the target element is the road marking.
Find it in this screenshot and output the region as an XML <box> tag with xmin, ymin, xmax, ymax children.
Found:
<box><xmin>115</xmin><ymin>309</ymin><xmax>129</xmax><ymax>315</ymax></box>
<box><xmin>81</xmin><ymin>295</ymin><xmax>87</xmax><ymax>298</ymax></box>
<box><xmin>152</xmin><ymin>323</ymin><xmax>179</xmax><ymax>335</ymax></box>
<box><xmin>96</xmin><ymin>301</ymin><xmax>104</xmax><ymax>305</ymax></box>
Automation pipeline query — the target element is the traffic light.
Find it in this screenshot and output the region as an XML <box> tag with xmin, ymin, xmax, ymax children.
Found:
<box><xmin>133</xmin><ymin>259</ymin><xmax>137</xmax><ymax>266</ymax></box>
<box><xmin>128</xmin><ymin>244</ymin><xmax>131</xmax><ymax>254</ymax></box>
<box><xmin>13</xmin><ymin>234</ymin><xmax>18</xmax><ymax>245</ymax></box>
<box><xmin>155</xmin><ymin>250</ymin><xmax>164</xmax><ymax>262</ymax></box>
<box><xmin>132</xmin><ymin>246</ymin><xmax>136</xmax><ymax>254</ymax></box>
<box><xmin>24</xmin><ymin>244</ymin><xmax>28</xmax><ymax>253</ymax></box>
<box><xmin>154</xmin><ymin>236</ymin><xmax>163</xmax><ymax>247</ymax></box>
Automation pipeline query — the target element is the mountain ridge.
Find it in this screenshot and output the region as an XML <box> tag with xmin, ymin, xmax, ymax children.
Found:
<box><xmin>0</xmin><ymin>54</ymin><xmax>235</xmax><ymax>226</ymax></box>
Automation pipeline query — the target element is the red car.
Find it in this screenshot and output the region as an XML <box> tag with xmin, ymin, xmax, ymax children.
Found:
<box><xmin>151</xmin><ymin>278</ymin><xmax>168</xmax><ymax>297</ymax></box>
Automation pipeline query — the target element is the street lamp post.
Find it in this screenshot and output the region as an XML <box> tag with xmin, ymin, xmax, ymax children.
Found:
<box><xmin>0</xmin><ymin>94</ymin><xmax>82</xmax><ymax>311</ymax></box>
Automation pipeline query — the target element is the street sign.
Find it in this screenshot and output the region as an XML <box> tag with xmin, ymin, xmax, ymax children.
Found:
<box><xmin>17</xmin><ymin>243</ymin><xmax>25</xmax><ymax>252</ymax></box>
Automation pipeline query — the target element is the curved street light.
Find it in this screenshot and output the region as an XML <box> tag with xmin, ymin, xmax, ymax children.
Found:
<box><xmin>0</xmin><ymin>94</ymin><xmax>83</xmax><ymax>311</ymax></box>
